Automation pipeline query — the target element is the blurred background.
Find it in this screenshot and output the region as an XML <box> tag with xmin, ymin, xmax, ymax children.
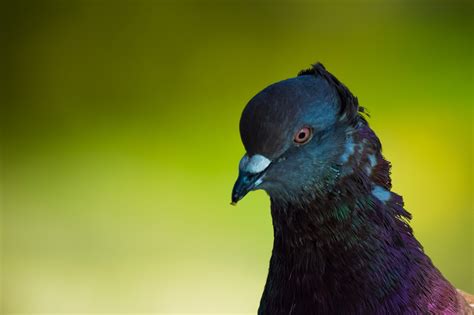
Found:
<box><xmin>1</xmin><ymin>0</ymin><xmax>472</xmax><ymax>313</ymax></box>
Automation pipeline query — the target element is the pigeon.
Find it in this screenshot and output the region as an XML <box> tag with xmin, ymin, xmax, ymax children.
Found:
<box><xmin>231</xmin><ymin>63</ymin><xmax>473</xmax><ymax>315</ymax></box>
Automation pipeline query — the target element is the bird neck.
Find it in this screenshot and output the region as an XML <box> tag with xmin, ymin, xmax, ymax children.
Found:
<box><xmin>261</xmin><ymin>172</ymin><xmax>456</xmax><ymax>314</ymax></box>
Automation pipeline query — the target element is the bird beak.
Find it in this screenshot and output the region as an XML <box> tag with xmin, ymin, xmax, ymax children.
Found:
<box><xmin>231</xmin><ymin>171</ymin><xmax>264</xmax><ymax>205</ymax></box>
<box><xmin>231</xmin><ymin>154</ymin><xmax>271</xmax><ymax>205</ymax></box>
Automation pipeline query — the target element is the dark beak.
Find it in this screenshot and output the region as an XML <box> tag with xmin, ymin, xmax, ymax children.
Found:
<box><xmin>231</xmin><ymin>171</ymin><xmax>264</xmax><ymax>205</ymax></box>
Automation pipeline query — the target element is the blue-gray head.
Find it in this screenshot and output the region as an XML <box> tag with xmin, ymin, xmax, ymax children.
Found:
<box><xmin>231</xmin><ymin>63</ymin><xmax>373</xmax><ymax>205</ymax></box>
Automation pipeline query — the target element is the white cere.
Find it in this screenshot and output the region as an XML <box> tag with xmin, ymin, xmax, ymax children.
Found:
<box><xmin>239</xmin><ymin>154</ymin><xmax>271</xmax><ymax>174</ymax></box>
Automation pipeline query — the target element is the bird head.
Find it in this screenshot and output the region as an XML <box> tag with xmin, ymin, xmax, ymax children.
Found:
<box><xmin>231</xmin><ymin>63</ymin><xmax>370</xmax><ymax>205</ymax></box>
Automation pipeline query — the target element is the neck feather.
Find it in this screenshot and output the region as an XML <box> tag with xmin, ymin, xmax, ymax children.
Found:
<box><xmin>259</xmin><ymin>166</ymin><xmax>459</xmax><ymax>314</ymax></box>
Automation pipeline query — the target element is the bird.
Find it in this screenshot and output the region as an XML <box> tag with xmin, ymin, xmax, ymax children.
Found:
<box><xmin>231</xmin><ymin>63</ymin><xmax>473</xmax><ymax>315</ymax></box>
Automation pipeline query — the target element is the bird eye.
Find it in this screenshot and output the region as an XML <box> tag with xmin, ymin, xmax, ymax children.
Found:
<box><xmin>293</xmin><ymin>126</ymin><xmax>312</xmax><ymax>144</ymax></box>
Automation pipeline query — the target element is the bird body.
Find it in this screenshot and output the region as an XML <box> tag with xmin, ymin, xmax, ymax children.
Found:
<box><xmin>231</xmin><ymin>63</ymin><xmax>472</xmax><ymax>314</ymax></box>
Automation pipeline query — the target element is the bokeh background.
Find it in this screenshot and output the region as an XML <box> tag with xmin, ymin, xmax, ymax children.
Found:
<box><xmin>1</xmin><ymin>0</ymin><xmax>472</xmax><ymax>314</ymax></box>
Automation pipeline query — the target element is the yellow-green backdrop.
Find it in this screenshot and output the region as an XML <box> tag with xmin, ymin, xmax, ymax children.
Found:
<box><xmin>2</xmin><ymin>0</ymin><xmax>472</xmax><ymax>313</ymax></box>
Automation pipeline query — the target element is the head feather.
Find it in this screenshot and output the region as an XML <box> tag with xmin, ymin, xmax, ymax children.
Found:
<box><xmin>298</xmin><ymin>62</ymin><xmax>368</xmax><ymax>126</ymax></box>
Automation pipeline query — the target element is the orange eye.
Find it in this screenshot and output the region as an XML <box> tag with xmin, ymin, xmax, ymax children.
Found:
<box><xmin>293</xmin><ymin>126</ymin><xmax>312</xmax><ymax>144</ymax></box>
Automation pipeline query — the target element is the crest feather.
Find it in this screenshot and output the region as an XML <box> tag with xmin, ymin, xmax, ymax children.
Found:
<box><xmin>298</xmin><ymin>62</ymin><xmax>368</xmax><ymax>125</ymax></box>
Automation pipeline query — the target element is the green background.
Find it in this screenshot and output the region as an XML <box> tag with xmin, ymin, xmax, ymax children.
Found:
<box><xmin>2</xmin><ymin>0</ymin><xmax>472</xmax><ymax>313</ymax></box>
